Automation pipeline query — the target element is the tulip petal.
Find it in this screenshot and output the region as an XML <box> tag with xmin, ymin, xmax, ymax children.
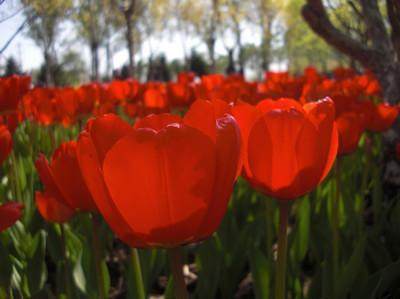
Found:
<box><xmin>135</xmin><ymin>113</ymin><xmax>181</xmax><ymax>131</ymax></box>
<box><xmin>247</xmin><ymin>109</ymin><xmax>306</xmax><ymax>198</ymax></box>
<box><xmin>87</xmin><ymin>114</ymin><xmax>133</xmax><ymax>164</ymax></box>
<box><xmin>184</xmin><ymin>99</ymin><xmax>230</xmax><ymax>142</ymax></box>
<box><xmin>0</xmin><ymin>202</ymin><xmax>23</xmax><ymax>232</ymax></box>
<box><xmin>103</xmin><ymin>125</ymin><xmax>216</xmax><ymax>246</ymax></box>
<box><xmin>50</xmin><ymin>142</ymin><xmax>97</xmax><ymax>211</ymax></box>
<box><xmin>196</xmin><ymin>115</ymin><xmax>241</xmax><ymax>238</ymax></box>
<box><xmin>35</xmin><ymin>191</ymin><xmax>74</xmax><ymax>223</ymax></box>
<box><xmin>77</xmin><ymin>132</ymin><xmax>146</xmax><ymax>247</ymax></box>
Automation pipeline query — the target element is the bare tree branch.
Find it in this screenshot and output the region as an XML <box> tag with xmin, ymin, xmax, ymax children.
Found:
<box><xmin>0</xmin><ymin>17</ymin><xmax>31</xmax><ymax>55</ymax></box>
<box><xmin>0</xmin><ymin>7</ymin><xmax>24</xmax><ymax>23</ymax></box>
<box><xmin>359</xmin><ymin>0</ymin><xmax>391</xmax><ymax>52</ymax></box>
<box><xmin>301</xmin><ymin>0</ymin><xmax>376</xmax><ymax>68</ymax></box>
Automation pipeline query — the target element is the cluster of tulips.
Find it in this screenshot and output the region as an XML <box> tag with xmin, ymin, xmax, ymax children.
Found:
<box><xmin>0</xmin><ymin>68</ymin><xmax>399</xmax><ymax>299</ymax></box>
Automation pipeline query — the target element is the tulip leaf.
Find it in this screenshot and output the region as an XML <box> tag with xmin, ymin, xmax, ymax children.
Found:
<box><xmin>352</xmin><ymin>259</ymin><xmax>400</xmax><ymax>299</ymax></box>
<box><xmin>195</xmin><ymin>237</ymin><xmax>222</xmax><ymax>299</ymax></box>
<box><xmin>292</xmin><ymin>197</ymin><xmax>310</xmax><ymax>262</ymax></box>
<box><xmin>73</xmin><ymin>250</ymin><xmax>87</xmax><ymax>294</ymax></box>
<box><xmin>26</xmin><ymin>230</ymin><xmax>47</xmax><ymax>296</ymax></box>
<box><xmin>335</xmin><ymin>236</ymin><xmax>366</xmax><ymax>298</ymax></box>
<box><xmin>249</xmin><ymin>247</ymin><xmax>271</xmax><ymax>299</ymax></box>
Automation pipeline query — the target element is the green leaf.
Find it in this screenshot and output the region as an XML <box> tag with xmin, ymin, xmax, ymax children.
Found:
<box><xmin>352</xmin><ymin>259</ymin><xmax>400</xmax><ymax>299</ymax></box>
<box><xmin>26</xmin><ymin>230</ymin><xmax>47</xmax><ymax>296</ymax></box>
<box><xmin>292</xmin><ymin>197</ymin><xmax>310</xmax><ymax>262</ymax></box>
<box><xmin>249</xmin><ymin>247</ymin><xmax>271</xmax><ymax>299</ymax></box>
<box><xmin>335</xmin><ymin>236</ymin><xmax>366</xmax><ymax>298</ymax></box>
<box><xmin>73</xmin><ymin>250</ymin><xmax>86</xmax><ymax>294</ymax></box>
<box><xmin>195</xmin><ymin>237</ymin><xmax>222</xmax><ymax>299</ymax></box>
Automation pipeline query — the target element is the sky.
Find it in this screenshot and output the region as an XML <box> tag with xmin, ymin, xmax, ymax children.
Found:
<box><xmin>0</xmin><ymin>2</ymin><xmax>285</xmax><ymax>78</ymax></box>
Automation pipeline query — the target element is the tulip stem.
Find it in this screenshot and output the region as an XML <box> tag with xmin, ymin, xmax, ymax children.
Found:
<box><xmin>333</xmin><ymin>160</ymin><xmax>341</xmax><ymax>288</ymax></box>
<box><xmin>130</xmin><ymin>248</ymin><xmax>146</xmax><ymax>299</ymax></box>
<box><xmin>167</xmin><ymin>247</ymin><xmax>189</xmax><ymax>299</ymax></box>
<box><xmin>275</xmin><ymin>200</ymin><xmax>290</xmax><ymax>299</ymax></box>
<box><xmin>60</xmin><ymin>223</ymin><xmax>72</xmax><ymax>299</ymax></box>
<box><xmin>265</xmin><ymin>198</ymin><xmax>274</xmax><ymax>271</ymax></box>
<box><xmin>91</xmin><ymin>214</ymin><xmax>106</xmax><ymax>299</ymax></box>
<box><xmin>10</xmin><ymin>151</ymin><xmax>22</xmax><ymax>203</ymax></box>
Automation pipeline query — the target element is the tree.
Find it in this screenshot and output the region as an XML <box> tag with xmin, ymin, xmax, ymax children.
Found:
<box><xmin>282</xmin><ymin>0</ymin><xmax>346</xmax><ymax>73</ymax></box>
<box><xmin>302</xmin><ymin>0</ymin><xmax>400</xmax><ymax>103</ymax></box>
<box><xmin>4</xmin><ymin>57</ymin><xmax>23</xmax><ymax>76</ymax></box>
<box><xmin>22</xmin><ymin>0</ymin><xmax>72</xmax><ymax>86</ymax></box>
<box><xmin>74</xmin><ymin>0</ymin><xmax>112</xmax><ymax>81</ymax></box>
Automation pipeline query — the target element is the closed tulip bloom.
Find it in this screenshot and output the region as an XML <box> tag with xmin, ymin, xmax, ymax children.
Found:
<box><xmin>366</xmin><ymin>102</ymin><xmax>399</xmax><ymax>132</ymax></box>
<box><xmin>35</xmin><ymin>141</ymin><xmax>97</xmax><ymax>217</ymax></box>
<box><xmin>336</xmin><ymin>112</ymin><xmax>365</xmax><ymax>155</ymax></box>
<box><xmin>77</xmin><ymin>100</ymin><xmax>241</xmax><ymax>248</ymax></box>
<box><xmin>232</xmin><ymin>97</ymin><xmax>338</xmax><ymax>200</ymax></box>
<box><xmin>0</xmin><ymin>125</ymin><xmax>12</xmax><ymax>165</ymax></box>
<box><xmin>0</xmin><ymin>202</ymin><xmax>23</xmax><ymax>232</ymax></box>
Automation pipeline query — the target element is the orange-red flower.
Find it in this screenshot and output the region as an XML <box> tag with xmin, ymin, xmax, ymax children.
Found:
<box><xmin>232</xmin><ymin>97</ymin><xmax>338</xmax><ymax>200</ymax></box>
<box><xmin>35</xmin><ymin>141</ymin><xmax>97</xmax><ymax>222</ymax></box>
<box><xmin>336</xmin><ymin>112</ymin><xmax>365</xmax><ymax>155</ymax></box>
<box><xmin>0</xmin><ymin>75</ymin><xmax>30</xmax><ymax>113</ymax></box>
<box><xmin>0</xmin><ymin>125</ymin><xmax>12</xmax><ymax>165</ymax></box>
<box><xmin>77</xmin><ymin>100</ymin><xmax>241</xmax><ymax>247</ymax></box>
<box><xmin>365</xmin><ymin>102</ymin><xmax>398</xmax><ymax>132</ymax></box>
<box><xmin>0</xmin><ymin>202</ymin><xmax>23</xmax><ymax>232</ymax></box>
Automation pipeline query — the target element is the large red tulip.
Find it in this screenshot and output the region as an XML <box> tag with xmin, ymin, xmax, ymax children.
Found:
<box><xmin>232</xmin><ymin>97</ymin><xmax>338</xmax><ymax>200</ymax></box>
<box><xmin>35</xmin><ymin>141</ymin><xmax>97</xmax><ymax>223</ymax></box>
<box><xmin>0</xmin><ymin>202</ymin><xmax>23</xmax><ymax>232</ymax></box>
<box><xmin>77</xmin><ymin>100</ymin><xmax>241</xmax><ymax>248</ymax></box>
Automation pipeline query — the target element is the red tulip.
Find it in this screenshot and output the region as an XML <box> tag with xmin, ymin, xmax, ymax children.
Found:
<box><xmin>35</xmin><ymin>191</ymin><xmax>75</xmax><ymax>223</ymax></box>
<box><xmin>77</xmin><ymin>100</ymin><xmax>241</xmax><ymax>247</ymax></box>
<box><xmin>0</xmin><ymin>202</ymin><xmax>23</xmax><ymax>232</ymax></box>
<box><xmin>336</xmin><ymin>112</ymin><xmax>365</xmax><ymax>155</ymax></box>
<box><xmin>232</xmin><ymin>97</ymin><xmax>338</xmax><ymax>200</ymax></box>
<box><xmin>0</xmin><ymin>125</ymin><xmax>12</xmax><ymax>165</ymax></box>
<box><xmin>366</xmin><ymin>103</ymin><xmax>398</xmax><ymax>132</ymax></box>
<box><xmin>0</xmin><ymin>75</ymin><xmax>30</xmax><ymax>113</ymax></box>
<box><xmin>35</xmin><ymin>141</ymin><xmax>97</xmax><ymax>222</ymax></box>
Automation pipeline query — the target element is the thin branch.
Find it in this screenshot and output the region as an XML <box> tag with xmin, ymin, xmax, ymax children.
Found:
<box><xmin>0</xmin><ymin>7</ymin><xmax>24</xmax><ymax>23</ymax></box>
<box><xmin>0</xmin><ymin>18</ymin><xmax>30</xmax><ymax>55</ymax></box>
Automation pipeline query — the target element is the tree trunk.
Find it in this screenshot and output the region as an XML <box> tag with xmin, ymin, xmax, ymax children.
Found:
<box><xmin>91</xmin><ymin>42</ymin><xmax>100</xmax><ymax>81</ymax></box>
<box><xmin>302</xmin><ymin>0</ymin><xmax>400</xmax><ymax>104</ymax></box>
<box><xmin>124</xmin><ymin>0</ymin><xmax>136</xmax><ymax>78</ymax></box>
<box><xmin>43</xmin><ymin>49</ymin><xmax>54</xmax><ymax>86</ymax></box>
<box><xmin>235</xmin><ymin>23</ymin><xmax>244</xmax><ymax>74</ymax></box>
<box><xmin>261</xmin><ymin>18</ymin><xmax>272</xmax><ymax>72</ymax></box>
<box><xmin>105</xmin><ymin>39</ymin><xmax>113</xmax><ymax>79</ymax></box>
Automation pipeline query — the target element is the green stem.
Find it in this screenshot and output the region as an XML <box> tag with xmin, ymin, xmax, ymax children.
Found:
<box><xmin>275</xmin><ymin>200</ymin><xmax>290</xmax><ymax>299</ymax></box>
<box><xmin>332</xmin><ymin>160</ymin><xmax>341</xmax><ymax>292</ymax></box>
<box><xmin>265</xmin><ymin>198</ymin><xmax>274</xmax><ymax>271</ymax></box>
<box><xmin>130</xmin><ymin>248</ymin><xmax>146</xmax><ymax>299</ymax></box>
<box><xmin>91</xmin><ymin>214</ymin><xmax>106</xmax><ymax>299</ymax></box>
<box><xmin>60</xmin><ymin>224</ymin><xmax>72</xmax><ymax>299</ymax></box>
<box><xmin>167</xmin><ymin>247</ymin><xmax>189</xmax><ymax>299</ymax></box>
<box><xmin>11</xmin><ymin>151</ymin><xmax>22</xmax><ymax>202</ymax></box>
